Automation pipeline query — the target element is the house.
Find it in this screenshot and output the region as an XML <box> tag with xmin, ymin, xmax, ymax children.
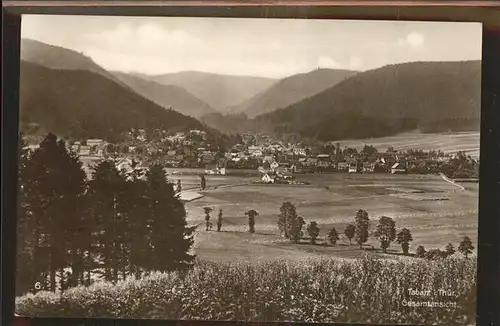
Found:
<box><xmin>293</xmin><ymin>147</ymin><xmax>307</xmax><ymax>156</ymax></box>
<box><xmin>201</xmin><ymin>153</ymin><xmax>216</xmax><ymax>164</ymax></box>
<box><xmin>205</xmin><ymin>164</ymin><xmax>226</xmax><ymax>175</ymax></box>
<box><xmin>363</xmin><ymin>162</ymin><xmax>376</xmax><ymax>173</ymax></box>
<box><xmin>79</xmin><ymin>146</ymin><xmax>91</xmax><ymax>156</ymax></box>
<box><xmin>391</xmin><ymin>162</ymin><xmax>407</xmax><ymax>174</ymax></box>
<box><xmin>276</xmin><ymin>166</ymin><xmax>289</xmax><ymax>175</ymax></box>
<box><xmin>270</xmin><ymin>161</ymin><xmax>279</xmax><ymax>170</ymax></box>
<box><xmin>337</xmin><ymin>162</ymin><xmax>349</xmax><ymax>171</ymax></box>
<box><xmin>348</xmin><ymin>162</ymin><xmax>358</xmax><ymax>173</ymax></box>
<box><xmin>262</xmin><ymin>173</ymin><xmax>276</xmax><ymax>184</ymax></box>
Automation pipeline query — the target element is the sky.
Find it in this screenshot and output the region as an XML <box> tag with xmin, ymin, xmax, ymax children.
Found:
<box><xmin>21</xmin><ymin>15</ymin><xmax>482</xmax><ymax>79</ymax></box>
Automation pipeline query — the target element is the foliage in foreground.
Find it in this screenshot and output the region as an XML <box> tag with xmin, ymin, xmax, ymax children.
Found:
<box><xmin>16</xmin><ymin>256</ymin><xmax>476</xmax><ymax>325</ymax></box>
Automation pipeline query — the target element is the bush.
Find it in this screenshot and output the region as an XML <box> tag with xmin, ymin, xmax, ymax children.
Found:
<box><xmin>16</xmin><ymin>256</ymin><xmax>476</xmax><ymax>324</ymax></box>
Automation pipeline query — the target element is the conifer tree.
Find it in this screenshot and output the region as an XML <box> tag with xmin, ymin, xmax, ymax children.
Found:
<box><xmin>16</xmin><ymin>134</ymin><xmax>36</xmax><ymax>295</ymax></box>
<box><xmin>23</xmin><ymin>133</ymin><xmax>87</xmax><ymax>292</ymax></box>
<box><xmin>88</xmin><ymin>160</ymin><xmax>128</xmax><ymax>283</ymax></box>
<box><xmin>354</xmin><ymin>209</ymin><xmax>370</xmax><ymax>249</ymax></box>
<box><xmin>146</xmin><ymin>163</ymin><xmax>195</xmax><ymax>271</ymax></box>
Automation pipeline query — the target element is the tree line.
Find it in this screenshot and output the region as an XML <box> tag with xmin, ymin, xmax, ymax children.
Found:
<box><xmin>16</xmin><ymin>133</ymin><xmax>195</xmax><ymax>296</ymax></box>
<box><xmin>203</xmin><ymin>202</ymin><xmax>475</xmax><ymax>259</ymax></box>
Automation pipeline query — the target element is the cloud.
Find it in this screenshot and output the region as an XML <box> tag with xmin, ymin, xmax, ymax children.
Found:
<box><xmin>318</xmin><ymin>56</ymin><xmax>340</xmax><ymax>69</ymax></box>
<box><xmin>348</xmin><ymin>56</ymin><xmax>363</xmax><ymax>70</ymax></box>
<box><xmin>84</xmin><ymin>22</ymin><xmax>202</xmax><ymax>56</ymax></box>
<box><xmin>398</xmin><ymin>32</ymin><xmax>425</xmax><ymax>48</ymax></box>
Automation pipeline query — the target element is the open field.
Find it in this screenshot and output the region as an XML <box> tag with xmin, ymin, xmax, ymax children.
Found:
<box><xmin>182</xmin><ymin>173</ymin><xmax>478</xmax><ymax>262</ymax></box>
<box><xmin>334</xmin><ymin>131</ymin><xmax>480</xmax><ymax>159</ymax></box>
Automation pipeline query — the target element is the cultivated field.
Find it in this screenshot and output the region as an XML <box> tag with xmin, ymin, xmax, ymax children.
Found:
<box><xmin>179</xmin><ymin>172</ymin><xmax>478</xmax><ymax>263</ymax></box>
<box><xmin>335</xmin><ymin>131</ymin><xmax>480</xmax><ymax>159</ymax></box>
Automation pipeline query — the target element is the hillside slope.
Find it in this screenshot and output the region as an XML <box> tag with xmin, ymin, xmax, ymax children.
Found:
<box><xmin>20</xmin><ymin>61</ymin><xmax>207</xmax><ymax>142</ymax></box>
<box><xmin>233</xmin><ymin>68</ymin><xmax>357</xmax><ymax>117</ymax></box>
<box><xmin>112</xmin><ymin>72</ymin><xmax>217</xmax><ymax>118</ymax></box>
<box><xmin>20</xmin><ymin>38</ymin><xmax>128</xmax><ymax>89</ymax></box>
<box><xmin>255</xmin><ymin>61</ymin><xmax>481</xmax><ymax>141</ymax></box>
<box><xmin>140</xmin><ymin>71</ymin><xmax>276</xmax><ymax>111</ymax></box>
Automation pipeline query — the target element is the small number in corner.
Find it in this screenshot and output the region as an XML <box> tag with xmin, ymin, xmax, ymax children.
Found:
<box><xmin>34</xmin><ymin>282</ymin><xmax>41</xmax><ymax>290</ymax></box>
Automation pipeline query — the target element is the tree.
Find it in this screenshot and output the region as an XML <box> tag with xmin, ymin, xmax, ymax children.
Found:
<box><xmin>328</xmin><ymin>228</ymin><xmax>340</xmax><ymax>245</ymax></box>
<box><xmin>458</xmin><ymin>236</ymin><xmax>474</xmax><ymax>258</ymax></box>
<box><xmin>361</xmin><ymin>145</ymin><xmax>378</xmax><ymax>156</ymax></box>
<box><xmin>145</xmin><ymin>163</ymin><xmax>196</xmax><ymax>271</ymax></box>
<box><xmin>200</xmin><ymin>175</ymin><xmax>206</xmax><ymax>190</ymax></box>
<box><xmin>23</xmin><ymin>133</ymin><xmax>87</xmax><ymax>292</ymax></box>
<box><xmin>306</xmin><ymin>221</ymin><xmax>320</xmax><ymax>245</ymax></box>
<box><xmin>217</xmin><ymin>209</ymin><xmax>223</xmax><ymax>232</ymax></box>
<box><xmin>354</xmin><ymin>209</ymin><xmax>370</xmax><ymax>249</ymax></box>
<box><xmin>374</xmin><ymin>216</ymin><xmax>396</xmax><ymax>252</ymax></box>
<box><xmin>203</xmin><ymin>207</ymin><xmax>213</xmax><ymax>231</ymax></box>
<box><xmin>445</xmin><ymin>243</ymin><xmax>456</xmax><ymax>257</ymax></box>
<box><xmin>245</xmin><ymin>210</ymin><xmax>259</xmax><ymax>233</ymax></box>
<box><xmin>396</xmin><ymin>228</ymin><xmax>413</xmax><ymax>255</ymax></box>
<box><xmin>344</xmin><ymin>224</ymin><xmax>355</xmax><ymax>245</ymax></box>
<box><xmin>416</xmin><ymin>245</ymin><xmax>426</xmax><ymax>258</ymax></box>
<box><xmin>277</xmin><ymin>202</ymin><xmax>305</xmax><ymax>243</ymax></box>
<box><xmin>176</xmin><ymin>179</ymin><xmax>182</xmax><ymax>194</ymax></box>
<box><xmin>88</xmin><ymin>160</ymin><xmax>128</xmax><ymax>283</ymax></box>
<box><xmin>16</xmin><ymin>134</ymin><xmax>36</xmax><ymax>295</ymax></box>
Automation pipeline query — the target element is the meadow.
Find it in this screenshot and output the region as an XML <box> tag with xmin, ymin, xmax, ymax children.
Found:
<box><xmin>15</xmin><ymin>255</ymin><xmax>477</xmax><ymax>324</ymax></box>
<box><xmin>181</xmin><ymin>172</ymin><xmax>478</xmax><ymax>262</ymax></box>
<box><xmin>335</xmin><ymin>131</ymin><xmax>480</xmax><ymax>159</ymax></box>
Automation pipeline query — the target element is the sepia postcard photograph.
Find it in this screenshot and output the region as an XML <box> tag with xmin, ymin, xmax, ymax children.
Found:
<box><xmin>15</xmin><ymin>15</ymin><xmax>481</xmax><ymax>325</ymax></box>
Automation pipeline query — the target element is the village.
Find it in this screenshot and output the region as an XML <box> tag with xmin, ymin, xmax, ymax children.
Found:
<box><xmin>24</xmin><ymin>128</ymin><xmax>477</xmax><ymax>185</ymax></box>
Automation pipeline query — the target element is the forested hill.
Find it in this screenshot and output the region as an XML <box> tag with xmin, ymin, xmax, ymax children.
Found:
<box><xmin>232</xmin><ymin>68</ymin><xmax>357</xmax><ymax>118</ymax></box>
<box><xmin>254</xmin><ymin>60</ymin><xmax>481</xmax><ymax>141</ymax></box>
<box><xmin>112</xmin><ymin>71</ymin><xmax>218</xmax><ymax>118</ymax></box>
<box><xmin>19</xmin><ymin>61</ymin><xmax>208</xmax><ymax>142</ymax></box>
<box><xmin>21</xmin><ymin>38</ymin><xmax>128</xmax><ymax>89</ymax></box>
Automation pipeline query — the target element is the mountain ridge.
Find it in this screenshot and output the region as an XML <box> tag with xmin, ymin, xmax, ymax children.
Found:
<box><xmin>254</xmin><ymin>60</ymin><xmax>481</xmax><ymax>141</ymax></box>
<box><xmin>111</xmin><ymin>71</ymin><xmax>218</xmax><ymax>118</ymax></box>
<box><xmin>20</xmin><ymin>61</ymin><xmax>209</xmax><ymax>142</ymax></box>
<box><xmin>231</xmin><ymin>68</ymin><xmax>358</xmax><ymax>117</ymax></box>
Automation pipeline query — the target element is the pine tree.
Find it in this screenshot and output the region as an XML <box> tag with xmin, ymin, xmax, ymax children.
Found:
<box><xmin>354</xmin><ymin>209</ymin><xmax>370</xmax><ymax>249</ymax></box>
<box><xmin>374</xmin><ymin>216</ymin><xmax>396</xmax><ymax>252</ymax></box>
<box><xmin>146</xmin><ymin>163</ymin><xmax>195</xmax><ymax>272</ymax></box>
<box><xmin>121</xmin><ymin>164</ymin><xmax>150</xmax><ymax>278</ymax></box>
<box><xmin>23</xmin><ymin>133</ymin><xmax>87</xmax><ymax>292</ymax></box>
<box><xmin>16</xmin><ymin>134</ymin><xmax>36</xmax><ymax>295</ymax></box>
<box><xmin>88</xmin><ymin>160</ymin><xmax>128</xmax><ymax>283</ymax></box>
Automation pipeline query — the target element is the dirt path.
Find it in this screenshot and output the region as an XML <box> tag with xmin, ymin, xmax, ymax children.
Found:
<box><xmin>440</xmin><ymin>173</ymin><xmax>466</xmax><ymax>192</ymax></box>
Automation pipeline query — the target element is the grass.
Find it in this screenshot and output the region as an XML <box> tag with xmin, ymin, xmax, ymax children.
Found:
<box><xmin>15</xmin><ymin>255</ymin><xmax>477</xmax><ymax>324</ymax></box>
<box><xmin>183</xmin><ymin>173</ymin><xmax>478</xmax><ymax>262</ymax></box>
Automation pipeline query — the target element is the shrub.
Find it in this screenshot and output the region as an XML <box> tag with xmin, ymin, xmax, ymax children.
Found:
<box><xmin>16</xmin><ymin>256</ymin><xmax>476</xmax><ymax>325</ymax></box>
